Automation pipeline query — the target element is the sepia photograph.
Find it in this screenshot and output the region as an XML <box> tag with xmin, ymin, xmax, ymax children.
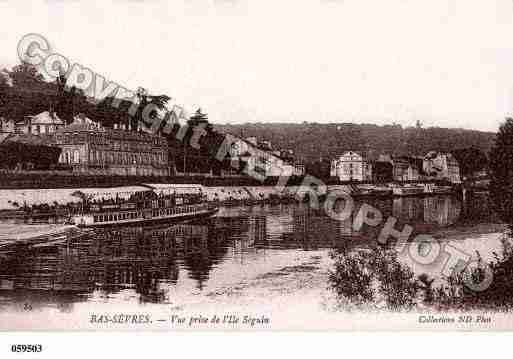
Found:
<box><xmin>1</xmin><ymin>1</ymin><xmax>513</xmax><ymax>345</ymax></box>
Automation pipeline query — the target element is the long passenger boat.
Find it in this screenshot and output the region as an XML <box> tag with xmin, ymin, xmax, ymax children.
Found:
<box><xmin>70</xmin><ymin>187</ymin><xmax>218</xmax><ymax>228</ymax></box>
<box><xmin>392</xmin><ymin>185</ymin><xmax>425</xmax><ymax>197</ymax></box>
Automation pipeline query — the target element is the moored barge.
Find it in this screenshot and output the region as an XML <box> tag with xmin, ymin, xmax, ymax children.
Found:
<box><xmin>70</xmin><ymin>186</ymin><xmax>218</xmax><ymax>228</ymax></box>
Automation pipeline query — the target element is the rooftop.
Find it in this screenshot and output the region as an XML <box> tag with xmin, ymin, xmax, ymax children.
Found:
<box><xmin>57</xmin><ymin>114</ymin><xmax>104</xmax><ymax>133</ymax></box>
<box><xmin>29</xmin><ymin>111</ymin><xmax>64</xmax><ymax>125</ymax></box>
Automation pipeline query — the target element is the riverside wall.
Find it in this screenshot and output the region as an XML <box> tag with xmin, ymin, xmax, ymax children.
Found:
<box><xmin>0</xmin><ymin>185</ymin><xmax>321</xmax><ymax>210</ymax></box>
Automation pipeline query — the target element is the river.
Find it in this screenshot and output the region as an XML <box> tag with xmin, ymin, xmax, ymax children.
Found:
<box><xmin>0</xmin><ymin>193</ymin><xmax>507</xmax><ymax>329</ymax></box>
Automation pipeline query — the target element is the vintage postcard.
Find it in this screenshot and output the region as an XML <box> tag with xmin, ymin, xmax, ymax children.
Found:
<box><xmin>1</xmin><ymin>0</ymin><xmax>513</xmax><ymax>335</ymax></box>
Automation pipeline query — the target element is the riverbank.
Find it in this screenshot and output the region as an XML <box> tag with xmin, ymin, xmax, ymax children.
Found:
<box><xmin>0</xmin><ymin>182</ymin><xmax>462</xmax><ymax>211</ymax></box>
<box><xmin>0</xmin><ymin>185</ymin><xmax>281</xmax><ymax>211</ymax></box>
<box><xmin>427</xmin><ymin>222</ymin><xmax>507</xmax><ymax>241</ymax></box>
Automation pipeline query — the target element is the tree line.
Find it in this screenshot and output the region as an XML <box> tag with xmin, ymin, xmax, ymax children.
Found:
<box><xmin>216</xmin><ymin>122</ymin><xmax>494</xmax><ymax>179</ymax></box>
<box><xmin>0</xmin><ymin>62</ymin><xmax>501</xmax><ymax>181</ymax></box>
<box><xmin>0</xmin><ymin>63</ymin><xmax>231</xmax><ymax>175</ymax></box>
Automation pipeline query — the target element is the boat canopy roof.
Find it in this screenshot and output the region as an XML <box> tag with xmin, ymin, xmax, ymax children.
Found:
<box><xmin>81</xmin><ymin>186</ymin><xmax>151</xmax><ymax>200</ymax></box>
<box><xmin>69</xmin><ymin>184</ymin><xmax>205</xmax><ymax>202</ymax></box>
<box><xmin>142</xmin><ymin>183</ymin><xmax>205</xmax><ymax>194</ymax></box>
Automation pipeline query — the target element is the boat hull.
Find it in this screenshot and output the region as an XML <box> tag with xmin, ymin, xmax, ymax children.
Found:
<box><xmin>75</xmin><ymin>207</ymin><xmax>219</xmax><ymax>228</ymax></box>
<box><xmin>392</xmin><ymin>187</ymin><xmax>425</xmax><ymax>197</ymax></box>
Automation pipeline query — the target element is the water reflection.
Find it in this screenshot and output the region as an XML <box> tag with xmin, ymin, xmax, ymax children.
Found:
<box><xmin>0</xmin><ymin>194</ymin><xmax>491</xmax><ymax>311</ymax></box>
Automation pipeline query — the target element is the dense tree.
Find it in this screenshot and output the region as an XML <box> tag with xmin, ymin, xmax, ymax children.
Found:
<box><xmin>216</xmin><ymin>123</ymin><xmax>496</xmax><ymax>166</ymax></box>
<box><xmin>134</xmin><ymin>87</ymin><xmax>171</xmax><ymax>131</ymax></box>
<box><xmin>489</xmin><ymin>118</ymin><xmax>513</xmax><ymax>228</ymax></box>
<box><xmin>0</xmin><ymin>71</ymin><xmax>10</xmax><ymax>114</ymax></box>
<box><xmin>306</xmin><ymin>159</ymin><xmax>331</xmax><ymax>180</ymax></box>
<box><xmin>170</xmin><ymin>108</ymin><xmax>229</xmax><ymax>174</ymax></box>
<box><xmin>452</xmin><ymin>147</ymin><xmax>488</xmax><ymax>179</ymax></box>
<box><xmin>0</xmin><ymin>70</ymin><xmax>9</xmax><ymax>89</ymax></box>
<box><xmin>53</xmin><ymin>71</ymin><xmax>87</xmax><ymax>124</ymax></box>
<box><xmin>187</xmin><ymin>108</ymin><xmax>213</xmax><ymax>132</ymax></box>
<box><xmin>7</xmin><ymin>63</ymin><xmax>45</xmax><ymax>90</ymax></box>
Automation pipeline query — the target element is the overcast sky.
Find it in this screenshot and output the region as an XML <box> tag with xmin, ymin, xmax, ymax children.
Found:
<box><xmin>1</xmin><ymin>0</ymin><xmax>513</xmax><ymax>132</ymax></box>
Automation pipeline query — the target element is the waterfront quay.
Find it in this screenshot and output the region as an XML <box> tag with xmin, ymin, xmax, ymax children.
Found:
<box><xmin>0</xmin><ymin>181</ymin><xmax>464</xmax><ymax>213</ymax></box>
<box><xmin>0</xmin><ymin>179</ymin><xmax>470</xmax><ymax>245</ymax></box>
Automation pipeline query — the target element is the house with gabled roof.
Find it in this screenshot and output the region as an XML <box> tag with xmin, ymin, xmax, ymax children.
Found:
<box><xmin>27</xmin><ymin>111</ymin><xmax>65</xmax><ymax>135</ymax></box>
<box><xmin>330</xmin><ymin>151</ymin><xmax>372</xmax><ymax>182</ymax></box>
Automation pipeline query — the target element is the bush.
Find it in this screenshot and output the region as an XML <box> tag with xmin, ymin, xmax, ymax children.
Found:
<box><xmin>328</xmin><ymin>246</ymin><xmax>418</xmax><ymax>310</ymax></box>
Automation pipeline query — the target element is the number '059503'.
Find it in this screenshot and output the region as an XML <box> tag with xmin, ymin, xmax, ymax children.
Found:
<box><xmin>11</xmin><ymin>344</ymin><xmax>42</xmax><ymax>353</ymax></box>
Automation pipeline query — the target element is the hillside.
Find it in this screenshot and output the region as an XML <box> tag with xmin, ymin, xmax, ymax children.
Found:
<box><xmin>215</xmin><ymin>122</ymin><xmax>496</xmax><ymax>164</ymax></box>
<box><xmin>1</xmin><ymin>64</ymin><xmax>498</xmax><ymax>175</ymax></box>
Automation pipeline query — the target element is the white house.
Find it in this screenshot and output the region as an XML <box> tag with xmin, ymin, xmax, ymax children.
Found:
<box><xmin>330</xmin><ymin>151</ymin><xmax>372</xmax><ymax>182</ymax></box>
<box><xmin>227</xmin><ymin>137</ymin><xmax>306</xmax><ymax>178</ymax></box>
<box><xmin>28</xmin><ymin>111</ymin><xmax>65</xmax><ymax>135</ymax></box>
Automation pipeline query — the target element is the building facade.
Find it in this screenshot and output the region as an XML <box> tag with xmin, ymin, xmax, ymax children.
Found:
<box><xmin>394</xmin><ymin>157</ymin><xmax>422</xmax><ymax>181</ymax></box>
<box><xmin>377</xmin><ymin>155</ymin><xmax>423</xmax><ymax>182</ymax></box>
<box><xmin>28</xmin><ymin>111</ymin><xmax>65</xmax><ymax>135</ymax></box>
<box><xmin>228</xmin><ymin>137</ymin><xmax>305</xmax><ymax>178</ymax></box>
<box><xmin>293</xmin><ymin>163</ymin><xmax>306</xmax><ymax>176</ymax></box>
<box><xmin>0</xmin><ymin>117</ymin><xmax>15</xmax><ymax>134</ymax></box>
<box><xmin>224</xmin><ymin>137</ymin><xmax>259</xmax><ymax>176</ymax></box>
<box><xmin>330</xmin><ymin>151</ymin><xmax>372</xmax><ymax>182</ymax></box>
<box><xmin>391</xmin><ymin>157</ymin><xmax>411</xmax><ymax>181</ymax></box>
<box><xmin>48</xmin><ymin>116</ymin><xmax>169</xmax><ymax>176</ymax></box>
<box><xmin>423</xmin><ymin>151</ymin><xmax>461</xmax><ymax>183</ymax></box>
<box><xmin>0</xmin><ymin>111</ymin><xmax>64</xmax><ymax>135</ymax></box>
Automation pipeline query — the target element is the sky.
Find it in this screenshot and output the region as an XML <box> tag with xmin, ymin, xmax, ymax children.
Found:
<box><xmin>1</xmin><ymin>0</ymin><xmax>513</xmax><ymax>132</ymax></box>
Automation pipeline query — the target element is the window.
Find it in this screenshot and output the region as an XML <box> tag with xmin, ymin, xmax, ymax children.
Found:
<box><xmin>73</xmin><ymin>150</ymin><xmax>80</xmax><ymax>164</ymax></box>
